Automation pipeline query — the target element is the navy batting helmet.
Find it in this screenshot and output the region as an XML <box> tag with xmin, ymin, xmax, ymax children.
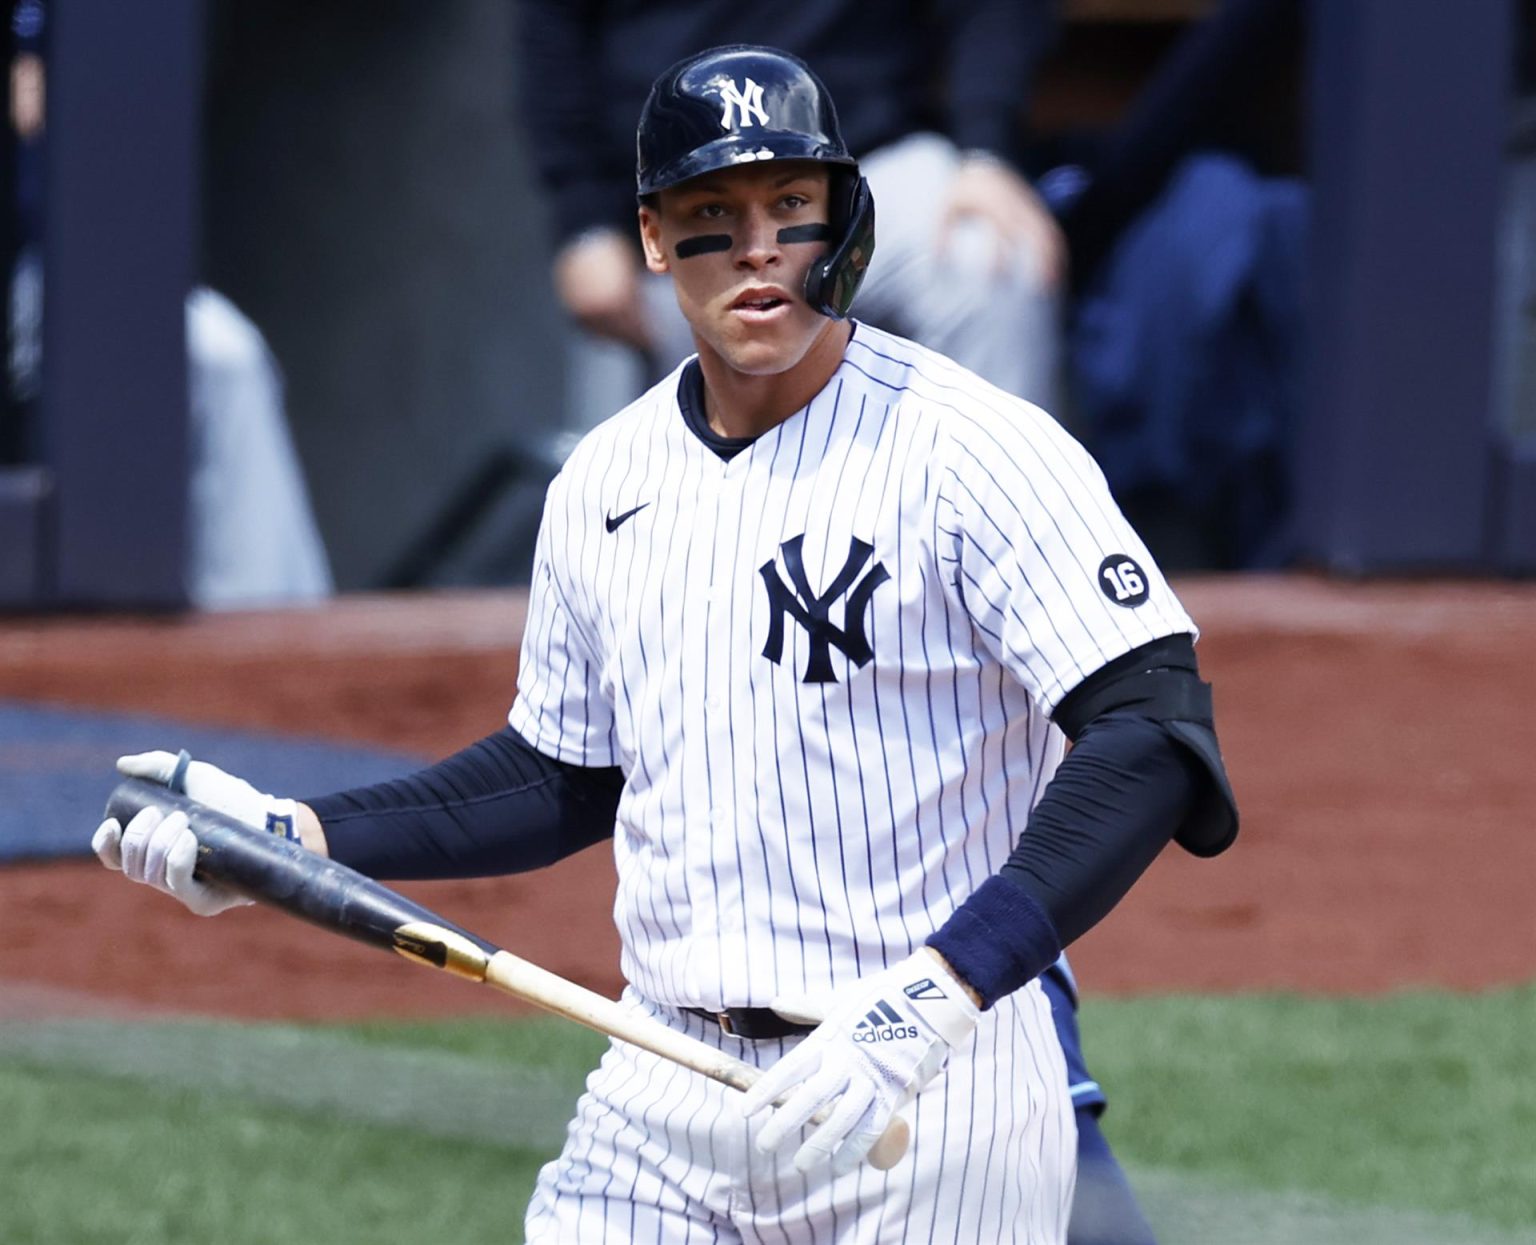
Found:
<box><xmin>636</xmin><ymin>44</ymin><xmax>875</xmax><ymax>320</ymax></box>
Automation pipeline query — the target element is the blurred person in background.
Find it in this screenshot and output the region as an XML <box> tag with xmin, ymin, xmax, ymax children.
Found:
<box><xmin>4</xmin><ymin>0</ymin><xmax>44</xmax><ymax>464</ymax></box>
<box><xmin>516</xmin><ymin>0</ymin><xmax>1068</xmax><ymax>449</ymax></box>
<box><xmin>184</xmin><ymin>287</ymin><xmax>333</xmax><ymax>609</ymax></box>
<box><xmin>3</xmin><ymin>0</ymin><xmax>332</xmax><ymax>607</ymax></box>
<box><xmin>1041</xmin><ymin>0</ymin><xmax>1308</xmax><ymax>571</ymax></box>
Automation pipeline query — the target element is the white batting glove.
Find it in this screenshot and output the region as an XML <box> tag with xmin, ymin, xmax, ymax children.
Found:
<box><xmin>92</xmin><ymin>805</ymin><xmax>250</xmax><ymax>917</ymax></box>
<box><xmin>740</xmin><ymin>948</ymin><xmax>980</xmax><ymax>1175</ymax></box>
<box><xmin>115</xmin><ymin>750</ymin><xmax>301</xmax><ymax>841</ymax></box>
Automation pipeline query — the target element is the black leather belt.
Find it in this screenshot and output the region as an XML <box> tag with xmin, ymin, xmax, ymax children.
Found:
<box><xmin>682</xmin><ymin>1006</ymin><xmax>816</xmax><ymax>1040</ymax></box>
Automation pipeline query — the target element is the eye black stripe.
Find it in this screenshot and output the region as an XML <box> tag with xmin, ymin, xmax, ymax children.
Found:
<box><xmin>778</xmin><ymin>223</ymin><xmax>832</xmax><ymax>244</ymax></box>
<box><xmin>674</xmin><ymin>234</ymin><xmax>731</xmax><ymax>259</ymax></box>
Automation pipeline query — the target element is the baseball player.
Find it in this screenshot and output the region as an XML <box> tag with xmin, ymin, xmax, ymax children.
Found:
<box><xmin>94</xmin><ymin>46</ymin><xmax>1237</xmax><ymax>1244</ymax></box>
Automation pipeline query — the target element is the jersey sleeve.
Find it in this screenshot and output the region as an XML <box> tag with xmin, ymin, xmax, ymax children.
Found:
<box><xmin>506</xmin><ymin>473</ymin><xmax>620</xmax><ymax>767</ymax></box>
<box><xmin>934</xmin><ymin>407</ymin><xmax>1195</xmax><ymax>715</ymax></box>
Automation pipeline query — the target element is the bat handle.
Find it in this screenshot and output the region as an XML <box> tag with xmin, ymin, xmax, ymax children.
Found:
<box><xmin>482</xmin><ymin>951</ymin><xmax>910</xmax><ymax>1169</ymax></box>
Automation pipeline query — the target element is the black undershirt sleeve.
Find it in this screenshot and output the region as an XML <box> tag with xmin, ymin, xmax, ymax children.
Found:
<box><xmin>306</xmin><ymin>727</ymin><xmax>622</xmax><ymax>881</ymax></box>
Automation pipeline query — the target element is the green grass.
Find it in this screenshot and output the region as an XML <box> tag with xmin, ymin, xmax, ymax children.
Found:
<box><xmin>0</xmin><ymin>1016</ymin><xmax>597</xmax><ymax>1245</ymax></box>
<box><xmin>339</xmin><ymin>1012</ymin><xmax>608</xmax><ymax>1069</ymax></box>
<box><xmin>0</xmin><ymin>990</ymin><xmax>1530</xmax><ymax>1243</ymax></box>
<box><xmin>1079</xmin><ymin>985</ymin><xmax>1536</xmax><ymax>1231</ymax></box>
<box><xmin>0</xmin><ymin>1063</ymin><xmax>547</xmax><ymax>1245</ymax></box>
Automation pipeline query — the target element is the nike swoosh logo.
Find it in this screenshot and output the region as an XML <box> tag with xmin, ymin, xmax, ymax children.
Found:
<box><xmin>604</xmin><ymin>503</ymin><xmax>650</xmax><ymax>533</ymax></box>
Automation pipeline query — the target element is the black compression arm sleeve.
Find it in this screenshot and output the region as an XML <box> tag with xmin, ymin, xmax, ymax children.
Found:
<box><xmin>306</xmin><ymin>727</ymin><xmax>622</xmax><ymax>881</ymax></box>
<box><xmin>928</xmin><ymin>710</ymin><xmax>1202</xmax><ymax>1008</ymax></box>
<box><xmin>1000</xmin><ymin>713</ymin><xmax>1201</xmax><ymax>945</ymax></box>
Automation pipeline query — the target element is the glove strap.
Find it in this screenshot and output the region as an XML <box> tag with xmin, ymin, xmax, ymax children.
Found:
<box><xmin>168</xmin><ymin>749</ymin><xmax>193</xmax><ymax>794</ymax></box>
<box><xmin>891</xmin><ymin>951</ymin><xmax>979</xmax><ymax>1046</ymax></box>
<box><xmin>264</xmin><ymin>799</ymin><xmax>301</xmax><ymax>842</ymax></box>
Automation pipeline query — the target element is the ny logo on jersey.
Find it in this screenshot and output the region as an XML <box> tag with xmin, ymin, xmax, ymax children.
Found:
<box><xmin>719</xmin><ymin>77</ymin><xmax>769</xmax><ymax>130</ymax></box>
<box><xmin>759</xmin><ymin>535</ymin><xmax>890</xmax><ymax>684</ymax></box>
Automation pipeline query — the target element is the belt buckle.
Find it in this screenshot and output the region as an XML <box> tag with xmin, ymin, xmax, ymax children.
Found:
<box><xmin>716</xmin><ymin>1010</ymin><xmax>737</xmax><ymax>1037</ymax></box>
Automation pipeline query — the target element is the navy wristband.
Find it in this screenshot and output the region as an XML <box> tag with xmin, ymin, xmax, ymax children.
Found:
<box><xmin>927</xmin><ymin>874</ymin><xmax>1062</xmax><ymax>1010</ymax></box>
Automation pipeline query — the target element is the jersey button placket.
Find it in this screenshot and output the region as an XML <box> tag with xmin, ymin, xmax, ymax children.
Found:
<box><xmin>705</xmin><ymin>466</ymin><xmax>749</xmax><ymax>997</ymax></box>
<box><xmin>684</xmin><ymin>470</ymin><xmax>729</xmax><ymax>1002</ymax></box>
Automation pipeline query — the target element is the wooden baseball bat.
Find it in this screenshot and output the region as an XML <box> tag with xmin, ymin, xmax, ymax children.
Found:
<box><xmin>105</xmin><ymin>777</ymin><xmax>910</xmax><ymax>1170</ymax></box>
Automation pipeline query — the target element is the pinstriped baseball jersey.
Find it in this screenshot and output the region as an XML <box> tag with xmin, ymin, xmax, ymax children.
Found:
<box><xmin>509</xmin><ymin>322</ymin><xmax>1193</xmax><ymax>1010</ymax></box>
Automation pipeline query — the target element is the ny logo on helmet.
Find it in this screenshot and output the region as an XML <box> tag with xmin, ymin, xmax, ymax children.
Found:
<box><xmin>719</xmin><ymin>77</ymin><xmax>769</xmax><ymax>130</ymax></box>
<box><xmin>760</xmin><ymin>535</ymin><xmax>890</xmax><ymax>684</ymax></box>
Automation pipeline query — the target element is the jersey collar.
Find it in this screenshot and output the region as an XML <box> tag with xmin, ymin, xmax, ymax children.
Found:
<box><xmin>676</xmin><ymin>323</ymin><xmax>862</xmax><ymax>462</ymax></box>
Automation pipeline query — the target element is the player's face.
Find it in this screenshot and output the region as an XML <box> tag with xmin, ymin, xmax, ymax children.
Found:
<box><xmin>639</xmin><ymin>163</ymin><xmax>840</xmax><ymax>377</ymax></box>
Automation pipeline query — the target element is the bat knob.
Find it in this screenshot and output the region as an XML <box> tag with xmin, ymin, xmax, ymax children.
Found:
<box><xmin>868</xmin><ymin>1115</ymin><xmax>910</xmax><ymax>1170</ymax></box>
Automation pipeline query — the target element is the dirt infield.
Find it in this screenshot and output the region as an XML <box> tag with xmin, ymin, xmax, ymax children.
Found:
<box><xmin>1</xmin><ymin>576</ymin><xmax>1532</xmax><ymax>1020</ymax></box>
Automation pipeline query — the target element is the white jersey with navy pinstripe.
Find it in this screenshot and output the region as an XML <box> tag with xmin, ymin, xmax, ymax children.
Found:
<box><xmin>508</xmin><ymin>322</ymin><xmax>1194</xmax><ymax>1011</ymax></box>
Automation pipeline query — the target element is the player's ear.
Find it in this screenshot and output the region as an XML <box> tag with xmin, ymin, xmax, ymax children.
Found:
<box><xmin>638</xmin><ymin>204</ymin><xmax>669</xmax><ymax>275</ymax></box>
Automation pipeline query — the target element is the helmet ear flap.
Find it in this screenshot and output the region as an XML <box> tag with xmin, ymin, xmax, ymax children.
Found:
<box><xmin>804</xmin><ymin>174</ymin><xmax>876</xmax><ymax>320</ymax></box>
